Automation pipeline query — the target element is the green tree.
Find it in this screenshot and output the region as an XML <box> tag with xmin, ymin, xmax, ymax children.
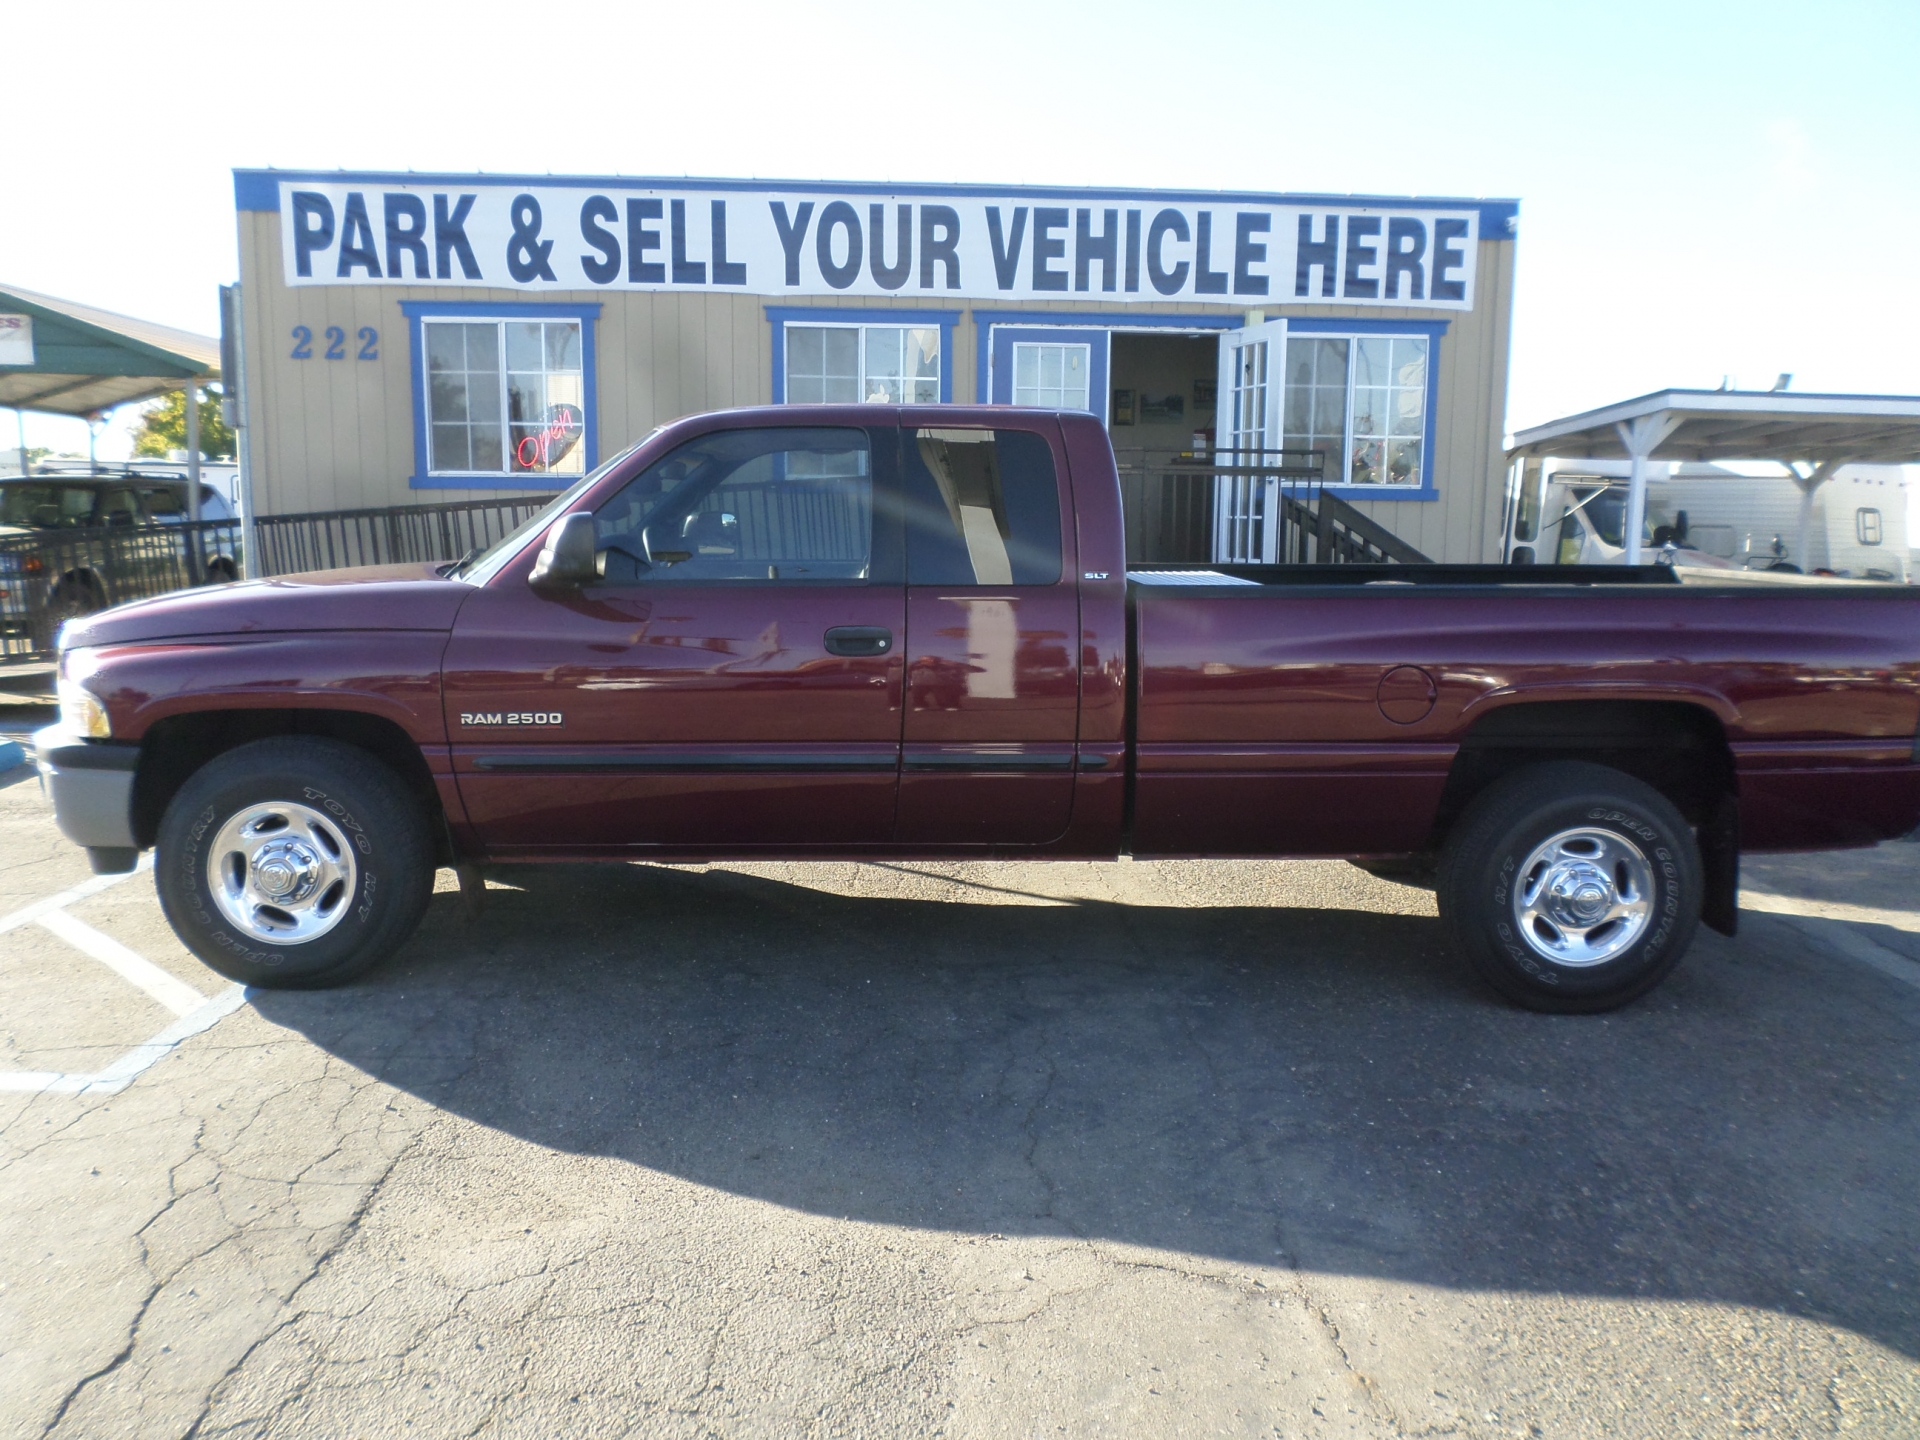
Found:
<box><xmin>132</xmin><ymin>383</ymin><xmax>235</xmax><ymax>461</ymax></box>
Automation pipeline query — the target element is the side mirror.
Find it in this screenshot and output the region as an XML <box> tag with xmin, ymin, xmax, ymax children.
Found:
<box><xmin>528</xmin><ymin>512</ymin><xmax>598</xmax><ymax>589</ymax></box>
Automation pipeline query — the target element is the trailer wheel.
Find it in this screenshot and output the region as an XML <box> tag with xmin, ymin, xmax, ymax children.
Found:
<box><xmin>156</xmin><ymin>737</ymin><xmax>434</xmax><ymax>989</ymax></box>
<box><xmin>1437</xmin><ymin>761</ymin><xmax>1701</xmax><ymax>1013</ymax></box>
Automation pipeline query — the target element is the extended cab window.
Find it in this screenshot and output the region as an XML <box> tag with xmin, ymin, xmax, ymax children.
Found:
<box><xmin>593</xmin><ymin>427</ymin><xmax>872</xmax><ymax>583</ymax></box>
<box><xmin>902</xmin><ymin>428</ymin><xmax>1061</xmax><ymax>585</ymax></box>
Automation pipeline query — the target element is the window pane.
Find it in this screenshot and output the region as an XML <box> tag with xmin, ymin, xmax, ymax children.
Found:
<box><xmin>431</xmin><ymin>422</ymin><xmax>471</xmax><ymax>473</ymax></box>
<box><xmin>426</xmin><ymin>324</ymin><xmax>464</xmax><ymax>372</ymax></box>
<box><xmin>1313</xmin><ymin>388</ymin><xmax>1346</xmax><ymax>436</ymax></box>
<box><xmin>546</xmin><ymin>322</ymin><xmax>581</xmax><ymax>371</ymax></box>
<box><xmin>459</xmin><ymin>324</ymin><xmax>495</xmax><ymax>370</ymax></box>
<box><xmin>1351</xmin><ymin>391</ymin><xmax>1385</xmax><ymax>438</ymax></box>
<box><xmin>865</xmin><ymin>329</ymin><xmax>903</xmax><ymax>379</ymax></box>
<box><xmin>908</xmin><ymin>328</ymin><xmax>940</xmax><ymax>379</ymax></box>
<box><xmin>467</xmin><ymin>374</ymin><xmax>501</xmax><ymax>423</ymax></box>
<box><xmin>904</xmin><ymin>428</ymin><xmax>1062</xmax><ymax>585</ymax></box>
<box><xmin>1015</xmin><ymin>345</ymin><xmax>1038</xmax><ymax>390</ymax></box>
<box><xmin>823</xmin><ymin>327</ymin><xmax>858</xmax><ymax>378</ymax></box>
<box><xmin>505</xmin><ymin>322</ymin><xmax>544</xmax><ymax>372</ymax></box>
<box><xmin>789</xmin><ymin>375</ymin><xmax>825</xmax><ymax>405</ymax></box>
<box><xmin>1392</xmin><ymin>337</ymin><xmax>1427</xmax><ymax>388</ymax></box>
<box><xmin>1353</xmin><ymin>338</ymin><xmax>1391</xmax><ymax>387</ymax></box>
<box><xmin>1387</xmin><ymin>439</ymin><xmax>1421</xmax><ymax>486</ymax></box>
<box><xmin>472</xmin><ymin>428</ymin><xmax>503</xmax><ymax>472</ymax></box>
<box><xmin>1389</xmin><ymin>390</ymin><xmax>1423</xmax><ymax>436</ymax></box>
<box><xmin>787</xmin><ymin>326</ymin><xmax>824</xmax><ymax>379</ymax></box>
<box><xmin>1350</xmin><ymin>439</ymin><xmax>1383</xmax><ymax>485</ymax></box>
<box><xmin>593</xmin><ymin>427</ymin><xmax>873</xmax><ymax>584</ymax></box>
<box><xmin>1283</xmin><ymin>387</ymin><xmax>1309</xmax><ymax>434</ymax></box>
<box><xmin>863</xmin><ymin>328</ymin><xmax>904</xmax><ymax>403</ymax></box>
<box><xmin>429</xmin><ymin>370</ymin><xmax>469</xmax><ymax>423</ymax></box>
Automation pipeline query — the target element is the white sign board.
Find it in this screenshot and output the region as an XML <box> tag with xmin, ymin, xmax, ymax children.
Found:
<box><xmin>0</xmin><ymin>314</ymin><xmax>33</xmax><ymax>366</ymax></box>
<box><xmin>274</xmin><ymin>181</ymin><xmax>1479</xmax><ymax>310</ymax></box>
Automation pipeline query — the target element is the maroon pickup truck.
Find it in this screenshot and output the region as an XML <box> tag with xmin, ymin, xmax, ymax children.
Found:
<box><xmin>34</xmin><ymin>406</ymin><xmax>1920</xmax><ymax>1012</ymax></box>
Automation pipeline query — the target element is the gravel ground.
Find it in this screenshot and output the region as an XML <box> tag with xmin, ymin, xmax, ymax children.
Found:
<box><xmin>2</xmin><ymin>761</ymin><xmax>1917</xmax><ymax>1438</ymax></box>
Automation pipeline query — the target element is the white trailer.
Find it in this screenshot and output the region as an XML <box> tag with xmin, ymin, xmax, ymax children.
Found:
<box><xmin>1503</xmin><ymin>457</ymin><xmax>1912</xmax><ymax>580</ymax></box>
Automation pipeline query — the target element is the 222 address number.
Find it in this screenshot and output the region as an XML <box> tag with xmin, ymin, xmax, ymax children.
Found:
<box><xmin>291</xmin><ymin>325</ymin><xmax>378</xmax><ymax>361</ymax></box>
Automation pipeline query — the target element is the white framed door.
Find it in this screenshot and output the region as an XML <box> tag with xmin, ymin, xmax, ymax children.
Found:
<box><xmin>1212</xmin><ymin>317</ymin><xmax>1290</xmax><ymax>563</ymax></box>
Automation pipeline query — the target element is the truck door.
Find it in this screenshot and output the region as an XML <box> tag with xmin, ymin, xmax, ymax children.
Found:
<box><xmin>895</xmin><ymin>421</ymin><xmax>1079</xmax><ymax>846</ymax></box>
<box><xmin>444</xmin><ymin>424</ymin><xmax>906</xmax><ymax>853</ymax></box>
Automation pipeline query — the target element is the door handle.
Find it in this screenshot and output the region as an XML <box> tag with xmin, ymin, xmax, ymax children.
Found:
<box><xmin>824</xmin><ymin>625</ymin><xmax>893</xmax><ymax>657</ymax></box>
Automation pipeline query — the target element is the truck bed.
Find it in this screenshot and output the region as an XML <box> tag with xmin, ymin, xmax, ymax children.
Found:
<box><xmin>1125</xmin><ymin>565</ymin><xmax>1920</xmax><ymax>857</ymax></box>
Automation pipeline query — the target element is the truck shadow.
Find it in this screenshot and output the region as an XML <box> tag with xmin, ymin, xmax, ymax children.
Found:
<box><xmin>249</xmin><ymin>860</ymin><xmax>1920</xmax><ymax>1359</ymax></box>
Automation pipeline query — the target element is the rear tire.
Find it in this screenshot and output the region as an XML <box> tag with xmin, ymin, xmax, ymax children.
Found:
<box><xmin>156</xmin><ymin>737</ymin><xmax>433</xmax><ymax>989</ymax></box>
<box><xmin>1437</xmin><ymin>761</ymin><xmax>1701</xmax><ymax>1013</ymax></box>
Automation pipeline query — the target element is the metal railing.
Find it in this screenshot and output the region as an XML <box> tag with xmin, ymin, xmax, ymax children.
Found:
<box><xmin>1114</xmin><ymin>448</ymin><xmax>1428</xmax><ymax>566</ymax></box>
<box><xmin>250</xmin><ymin>495</ymin><xmax>552</xmax><ymax>577</ymax></box>
<box><xmin>1</xmin><ymin>519</ymin><xmax>243</xmax><ymax>659</ymax></box>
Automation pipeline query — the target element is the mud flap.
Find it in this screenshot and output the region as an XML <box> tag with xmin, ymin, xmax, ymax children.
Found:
<box><xmin>1700</xmin><ymin>793</ymin><xmax>1739</xmax><ymax>937</ymax></box>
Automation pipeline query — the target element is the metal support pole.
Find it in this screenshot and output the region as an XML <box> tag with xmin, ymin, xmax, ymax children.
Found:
<box><xmin>12</xmin><ymin>407</ymin><xmax>25</xmax><ymax>476</ymax></box>
<box><xmin>1615</xmin><ymin>412</ymin><xmax>1683</xmax><ymax>565</ymax></box>
<box><xmin>221</xmin><ymin>283</ymin><xmax>259</xmax><ymax>580</ymax></box>
<box><xmin>1624</xmin><ymin>448</ymin><xmax>1648</xmax><ymax>566</ymax></box>
<box><xmin>1789</xmin><ymin>459</ymin><xmax>1840</xmax><ymax>571</ymax></box>
<box><xmin>185</xmin><ymin>380</ymin><xmax>203</xmax><ymax>583</ymax></box>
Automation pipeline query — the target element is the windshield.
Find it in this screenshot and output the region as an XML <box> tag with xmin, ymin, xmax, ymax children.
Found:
<box><xmin>452</xmin><ymin>439</ymin><xmax>647</xmax><ymax>583</ymax></box>
<box><xmin>1566</xmin><ymin>487</ymin><xmax>1653</xmax><ymax>549</ymax></box>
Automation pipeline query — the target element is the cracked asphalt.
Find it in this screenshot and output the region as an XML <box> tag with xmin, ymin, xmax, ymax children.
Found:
<box><xmin>3</xmin><ymin>755</ymin><xmax>1919</xmax><ymax>1438</ymax></box>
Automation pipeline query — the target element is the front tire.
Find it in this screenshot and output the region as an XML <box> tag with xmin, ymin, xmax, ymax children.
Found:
<box><xmin>1437</xmin><ymin>761</ymin><xmax>1702</xmax><ymax>1013</ymax></box>
<box><xmin>156</xmin><ymin>737</ymin><xmax>433</xmax><ymax>989</ymax></box>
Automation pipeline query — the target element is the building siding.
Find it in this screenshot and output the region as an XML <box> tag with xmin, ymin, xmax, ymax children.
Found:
<box><xmin>238</xmin><ymin>211</ymin><xmax>1513</xmax><ymax>559</ymax></box>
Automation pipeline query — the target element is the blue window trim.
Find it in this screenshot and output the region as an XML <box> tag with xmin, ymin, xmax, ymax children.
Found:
<box><xmin>971</xmin><ymin>309</ymin><xmax>1241</xmax><ymax>414</ymax></box>
<box><xmin>1285</xmin><ymin>316</ymin><xmax>1449</xmax><ymax>503</ymax></box>
<box><xmin>766</xmin><ymin>306</ymin><xmax>961</xmax><ymax>405</ymax></box>
<box><xmin>399</xmin><ymin>300</ymin><xmax>602</xmax><ymax>490</ymax></box>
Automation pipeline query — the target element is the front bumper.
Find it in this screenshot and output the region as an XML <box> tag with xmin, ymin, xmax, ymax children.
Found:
<box><xmin>34</xmin><ymin>725</ymin><xmax>140</xmax><ymax>853</ymax></box>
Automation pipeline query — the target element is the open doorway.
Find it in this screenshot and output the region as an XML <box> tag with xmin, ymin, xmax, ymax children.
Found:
<box><xmin>1109</xmin><ymin>332</ymin><xmax>1220</xmax><ymax>564</ymax></box>
<box><xmin>1109</xmin><ymin>333</ymin><xmax>1217</xmax><ymax>456</ymax></box>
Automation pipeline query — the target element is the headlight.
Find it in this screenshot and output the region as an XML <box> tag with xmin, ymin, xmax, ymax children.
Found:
<box><xmin>57</xmin><ymin>674</ymin><xmax>111</xmax><ymax>738</ymax></box>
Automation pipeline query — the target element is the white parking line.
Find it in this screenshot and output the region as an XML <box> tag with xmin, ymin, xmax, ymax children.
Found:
<box><xmin>0</xmin><ymin>853</ymin><xmax>152</xmax><ymax>937</ymax></box>
<box><xmin>0</xmin><ymin>985</ymin><xmax>249</xmax><ymax>1094</ymax></box>
<box><xmin>2</xmin><ymin>853</ymin><xmax>250</xmax><ymax>1095</ymax></box>
<box><xmin>34</xmin><ymin>907</ymin><xmax>207</xmax><ymax>1016</ymax></box>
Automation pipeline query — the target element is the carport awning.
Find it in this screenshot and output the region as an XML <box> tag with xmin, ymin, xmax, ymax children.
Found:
<box><xmin>0</xmin><ymin>283</ymin><xmax>218</xmax><ymax>417</ymax></box>
<box><xmin>1509</xmin><ymin>389</ymin><xmax>1920</xmax><ymax>466</ymax></box>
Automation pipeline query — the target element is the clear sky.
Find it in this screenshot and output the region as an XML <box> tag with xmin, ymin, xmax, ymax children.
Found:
<box><xmin>6</xmin><ymin>0</ymin><xmax>1918</xmax><ymax>475</ymax></box>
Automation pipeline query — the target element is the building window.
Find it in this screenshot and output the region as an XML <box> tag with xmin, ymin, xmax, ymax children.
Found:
<box><xmin>1012</xmin><ymin>343</ymin><xmax>1090</xmax><ymax>412</ymax></box>
<box><xmin>1857</xmin><ymin>507</ymin><xmax>1883</xmax><ymax>545</ymax></box>
<box><xmin>424</xmin><ymin>318</ymin><xmax>586</xmax><ymax>478</ymax></box>
<box><xmin>785</xmin><ymin>325</ymin><xmax>939</xmax><ymax>404</ymax></box>
<box><xmin>1282</xmin><ymin>334</ymin><xmax>1429</xmax><ymax>487</ymax></box>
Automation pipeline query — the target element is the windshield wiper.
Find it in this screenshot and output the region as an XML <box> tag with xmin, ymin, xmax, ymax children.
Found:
<box><xmin>442</xmin><ymin>545</ymin><xmax>484</xmax><ymax>579</ymax></box>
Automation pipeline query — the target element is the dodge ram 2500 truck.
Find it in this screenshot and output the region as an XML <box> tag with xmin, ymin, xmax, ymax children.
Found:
<box><xmin>34</xmin><ymin>406</ymin><xmax>1920</xmax><ymax>1012</ymax></box>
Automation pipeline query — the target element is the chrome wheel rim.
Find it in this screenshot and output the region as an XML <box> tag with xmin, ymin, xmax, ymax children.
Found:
<box><xmin>205</xmin><ymin>801</ymin><xmax>357</xmax><ymax>946</ymax></box>
<box><xmin>1511</xmin><ymin>826</ymin><xmax>1654</xmax><ymax>968</ymax></box>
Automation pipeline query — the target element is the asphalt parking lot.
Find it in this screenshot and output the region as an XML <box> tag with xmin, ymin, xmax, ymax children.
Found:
<box><xmin>2</xmin><ymin>742</ymin><xmax>1918</xmax><ymax>1439</ymax></box>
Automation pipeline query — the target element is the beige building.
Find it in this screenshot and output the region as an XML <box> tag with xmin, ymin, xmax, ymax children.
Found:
<box><xmin>233</xmin><ymin>170</ymin><xmax>1517</xmax><ymax>562</ymax></box>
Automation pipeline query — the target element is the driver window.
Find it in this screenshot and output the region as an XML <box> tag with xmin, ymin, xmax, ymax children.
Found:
<box><xmin>593</xmin><ymin>427</ymin><xmax>872</xmax><ymax>584</ymax></box>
